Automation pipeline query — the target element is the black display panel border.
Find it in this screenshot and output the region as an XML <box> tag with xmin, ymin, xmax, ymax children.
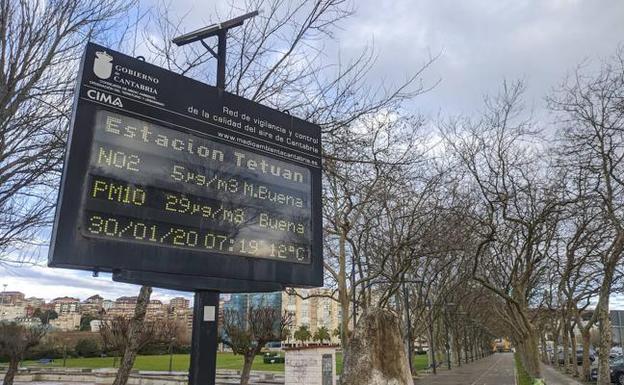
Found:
<box><xmin>48</xmin><ymin>42</ymin><xmax>323</xmax><ymax>289</ymax></box>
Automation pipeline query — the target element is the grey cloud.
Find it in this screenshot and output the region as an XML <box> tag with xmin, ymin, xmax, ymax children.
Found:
<box><xmin>0</xmin><ymin>266</ymin><xmax>191</xmax><ymax>302</ymax></box>
<box><xmin>332</xmin><ymin>0</ymin><xmax>624</xmax><ymax>117</ymax></box>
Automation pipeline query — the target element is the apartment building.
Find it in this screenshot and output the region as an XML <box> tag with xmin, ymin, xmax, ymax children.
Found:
<box><xmin>170</xmin><ymin>297</ymin><xmax>190</xmax><ymax>310</ymax></box>
<box><xmin>0</xmin><ymin>303</ymin><xmax>27</xmax><ymax>321</ymax></box>
<box><xmin>0</xmin><ymin>291</ymin><xmax>25</xmax><ymax>305</ymax></box>
<box><xmin>105</xmin><ymin>297</ymin><xmax>169</xmax><ymax>322</ymax></box>
<box><xmin>222</xmin><ymin>289</ymin><xmax>341</xmax><ymax>345</ymax></box>
<box><xmin>51</xmin><ymin>297</ymin><xmax>80</xmax><ymax>314</ymax></box>
<box><xmin>283</xmin><ymin>288</ymin><xmax>341</xmax><ymax>344</ymax></box>
<box><xmin>50</xmin><ymin>313</ymin><xmax>81</xmax><ymax>331</ymax></box>
<box><xmin>80</xmin><ymin>295</ymin><xmax>105</xmax><ymax>316</ymax></box>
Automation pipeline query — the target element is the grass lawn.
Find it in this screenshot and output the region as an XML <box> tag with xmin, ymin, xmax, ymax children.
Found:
<box><xmin>412</xmin><ymin>354</ymin><xmax>430</xmax><ymax>371</ymax></box>
<box><xmin>23</xmin><ymin>351</ymin><xmax>430</xmax><ymax>374</ymax></box>
<box><xmin>23</xmin><ymin>353</ymin><xmax>284</xmax><ymax>372</ymax></box>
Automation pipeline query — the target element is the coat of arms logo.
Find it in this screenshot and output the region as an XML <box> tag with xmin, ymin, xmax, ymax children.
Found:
<box><xmin>93</xmin><ymin>51</ymin><xmax>113</xmax><ymax>79</ymax></box>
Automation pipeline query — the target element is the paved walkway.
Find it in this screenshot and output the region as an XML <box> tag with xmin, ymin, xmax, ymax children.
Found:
<box><xmin>541</xmin><ymin>364</ymin><xmax>585</xmax><ymax>385</ymax></box>
<box><xmin>413</xmin><ymin>353</ymin><xmax>515</xmax><ymax>385</ymax></box>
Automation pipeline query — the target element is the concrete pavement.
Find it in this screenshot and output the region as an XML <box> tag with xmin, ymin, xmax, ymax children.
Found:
<box><xmin>540</xmin><ymin>364</ymin><xmax>585</xmax><ymax>385</ymax></box>
<box><xmin>413</xmin><ymin>353</ymin><xmax>515</xmax><ymax>385</ymax></box>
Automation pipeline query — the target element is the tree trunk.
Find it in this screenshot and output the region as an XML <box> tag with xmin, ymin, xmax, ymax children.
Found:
<box><xmin>552</xmin><ymin>324</ymin><xmax>560</xmax><ymax>366</ymax></box>
<box><xmin>569</xmin><ymin>327</ymin><xmax>578</xmax><ymax>377</ymax></box>
<box><xmin>561</xmin><ymin>319</ymin><xmax>570</xmax><ymax>372</ymax></box>
<box><xmin>454</xmin><ymin>335</ymin><xmax>462</xmax><ymax>366</ymax></box>
<box><xmin>240</xmin><ymin>351</ymin><xmax>255</xmax><ymax>385</ymax></box>
<box><xmin>540</xmin><ymin>335</ymin><xmax>548</xmax><ymax>364</ymax></box>
<box><xmin>112</xmin><ymin>285</ymin><xmax>152</xmax><ymax>385</ymax></box>
<box><xmin>338</xmin><ymin>233</ymin><xmax>350</xmax><ymax>349</ymax></box>
<box><xmin>581</xmin><ymin>329</ymin><xmax>591</xmax><ymax>381</ymax></box>
<box><xmin>447</xmin><ymin>330</ymin><xmax>453</xmax><ymax>368</ymax></box>
<box><xmin>596</xmin><ymin>295</ymin><xmax>612</xmax><ymax>385</ymax></box>
<box><xmin>463</xmin><ymin>332</ymin><xmax>469</xmax><ymax>364</ymax></box>
<box><xmin>2</xmin><ymin>358</ymin><xmax>19</xmax><ymax>385</ymax></box>
<box><xmin>519</xmin><ymin>329</ymin><xmax>542</xmax><ymax>379</ymax></box>
<box><xmin>472</xmin><ymin>338</ymin><xmax>477</xmax><ymax>361</ymax></box>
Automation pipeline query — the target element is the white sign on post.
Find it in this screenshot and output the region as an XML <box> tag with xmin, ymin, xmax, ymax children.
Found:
<box><xmin>203</xmin><ymin>306</ymin><xmax>216</xmax><ymax>322</ymax></box>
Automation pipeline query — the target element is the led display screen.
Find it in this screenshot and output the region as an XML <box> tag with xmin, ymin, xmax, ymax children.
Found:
<box><xmin>84</xmin><ymin>110</ymin><xmax>312</xmax><ymax>263</ymax></box>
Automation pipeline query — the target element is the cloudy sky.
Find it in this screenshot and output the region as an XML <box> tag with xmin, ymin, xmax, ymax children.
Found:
<box><xmin>3</xmin><ymin>0</ymin><xmax>624</xmax><ymax>307</ymax></box>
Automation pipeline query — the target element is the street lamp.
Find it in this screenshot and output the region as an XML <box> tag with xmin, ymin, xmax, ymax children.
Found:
<box><xmin>456</xmin><ymin>311</ymin><xmax>468</xmax><ymax>365</ymax></box>
<box><xmin>443</xmin><ymin>303</ymin><xmax>456</xmax><ymax>370</ymax></box>
<box><xmin>425</xmin><ymin>299</ymin><xmax>436</xmax><ymax>375</ymax></box>
<box><xmin>351</xmin><ymin>254</ymin><xmax>357</xmax><ymax>331</ymax></box>
<box><xmin>402</xmin><ymin>281</ymin><xmax>414</xmax><ymax>375</ymax></box>
<box><xmin>169</xmin><ymin>336</ymin><xmax>177</xmax><ymax>372</ymax></box>
<box><xmin>1</xmin><ymin>284</ymin><xmax>7</xmax><ymax>321</ymax></box>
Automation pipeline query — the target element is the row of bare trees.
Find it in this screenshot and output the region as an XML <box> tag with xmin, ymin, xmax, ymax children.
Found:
<box><xmin>345</xmin><ymin>62</ymin><xmax>623</xmax><ymax>383</ymax></box>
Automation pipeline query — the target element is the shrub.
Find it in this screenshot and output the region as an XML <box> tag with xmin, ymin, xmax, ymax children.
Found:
<box><xmin>138</xmin><ymin>342</ymin><xmax>169</xmax><ymax>355</ymax></box>
<box><xmin>23</xmin><ymin>346</ymin><xmax>64</xmax><ymax>360</ymax></box>
<box><xmin>75</xmin><ymin>338</ymin><xmax>101</xmax><ymax>357</ymax></box>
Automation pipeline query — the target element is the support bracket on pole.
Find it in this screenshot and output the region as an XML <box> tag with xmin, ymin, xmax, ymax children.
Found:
<box><xmin>172</xmin><ymin>10</ymin><xmax>259</xmax><ymax>90</ymax></box>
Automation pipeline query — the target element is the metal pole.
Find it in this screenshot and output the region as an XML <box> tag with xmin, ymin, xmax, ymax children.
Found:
<box><xmin>189</xmin><ymin>291</ymin><xmax>220</xmax><ymax>385</ymax></box>
<box><xmin>469</xmin><ymin>329</ymin><xmax>474</xmax><ymax>362</ymax></box>
<box><xmin>456</xmin><ymin>331</ymin><xmax>461</xmax><ymax>367</ymax></box>
<box><xmin>216</xmin><ymin>31</ymin><xmax>227</xmax><ymax>90</ymax></box>
<box><xmin>403</xmin><ymin>282</ymin><xmax>413</xmax><ymax>375</ymax></box>
<box><xmin>168</xmin><ymin>338</ymin><xmax>174</xmax><ymax>372</ymax></box>
<box><xmin>445</xmin><ymin>317</ymin><xmax>451</xmax><ymax>370</ymax></box>
<box><xmin>352</xmin><ymin>254</ymin><xmax>357</xmax><ymax>330</ymax></box>
<box><xmin>428</xmin><ymin>306</ymin><xmax>436</xmax><ymax>374</ymax></box>
<box><xmin>0</xmin><ymin>284</ymin><xmax>6</xmax><ymax>320</ymax></box>
<box><xmin>189</xmin><ymin>33</ymin><xmax>223</xmax><ymax>385</ymax></box>
<box><xmin>463</xmin><ymin>327</ymin><xmax>469</xmax><ymax>364</ymax></box>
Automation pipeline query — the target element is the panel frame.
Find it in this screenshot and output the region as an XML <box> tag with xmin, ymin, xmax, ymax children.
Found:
<box><xmin>48</xmin><ymin>43</ymin><xmax>323</xmax><ymax>289</ymax></box>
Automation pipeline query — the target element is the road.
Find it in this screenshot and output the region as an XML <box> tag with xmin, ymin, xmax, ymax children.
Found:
<box><xmin>413</xmin><ymin>353</ymin><xmax>515</xmax><ymax>385</ymax></box>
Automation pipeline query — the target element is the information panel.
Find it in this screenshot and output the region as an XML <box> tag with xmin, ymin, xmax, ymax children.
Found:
<box><xmin>49</xmin><ymin>43</ymin><xmax>323</xmax><ymax>288</ymax></box>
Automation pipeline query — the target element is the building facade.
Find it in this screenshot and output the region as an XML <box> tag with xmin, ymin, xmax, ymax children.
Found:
<box><xmin>222</xmin><ymin>289</ymin><xmax>341</xmax><ymax>345</ymax></box>
<box><xmin>51</xmin><ymin>297</ymin><xmax>80</xmax><ymax>315</ymax></box>
<box><xmin>612</xmin><ymin>310</ymin><xmax>624</xmax><ymax>346</ymax></box>
<box><xmin>283</xmin><ymin>288</ymin><xmax>340</xmax><ymax>344</ymax></box>
<box><xmin>0</xmin><ymin>291</ymin><xmax>25</xmax><ymax>305</ymax></box>
<box><xmin>170</xmin><ymin>297</ymin><xmax>190</xmax><ymax>310</ymax></box>
<box><xmin>50</xmin><ymin>313</ymin><xmax>81</xmax><ymax>331</ymax></box>
<box><xmin>0</xmin><ymin>303</ymin><xmax>27</xmax><ymax>320</ymax></box>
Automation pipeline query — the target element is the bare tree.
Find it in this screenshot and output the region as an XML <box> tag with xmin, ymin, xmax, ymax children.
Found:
<box><xmin>100</xmin><ymin>316</ymin><xmax>154</xmax><ymax>357</ymax></box>
<box><xmin>546</xmin><ymin>173</ymin><xmax>605</xmax><ymax>379</ymax></box>
<box><xmin>140</xmin><ymin>0</ymin><xmax>436</xmax><ymax>353</ymax></box>
<box><xmin>98</xmin><ymin>286</ymin><xmax>152</xmax><ymax>385</ymax></box>
<box><xmin>221</xmin><ymin>306</ymin><xmax>292</xmax><ymax>385</ymax></box>
<box><xmin>548</xmin><ymin>47</ymin><xmax>624</xmax><ymax>385</ymax></box>
<box><xmin>0</xmin><ymin>322</ymin><xmax>46</xmax><ymax>385</ymax></box>
<box><xmin>0</xmin><ymin>0</ymin><xmax>132</xmax><ymax>264</ymax></box>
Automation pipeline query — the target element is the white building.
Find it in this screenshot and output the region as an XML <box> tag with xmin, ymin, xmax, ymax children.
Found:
<box><xmin>50</xmin><ymin>313</ymin><xmax>81</xmax><ymax>331</ymax></box>
<box><xmin>0</xmin><ymin>304</ymin><xmax>27</xmax><ymax>321</ymax></box>
<box><xmin>90</xmin><ymin>319</ymin><xmax>103</xmax><ymax>332</ymax></box>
